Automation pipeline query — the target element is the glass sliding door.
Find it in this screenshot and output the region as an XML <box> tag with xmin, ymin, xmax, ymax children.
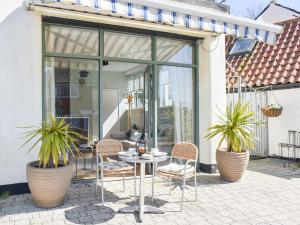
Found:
<box><xmin>102</xmin><ymin>31</ymin><xmax>153</xmax><ymax>149</ymax></box>
<box><xmin>156</xmin><ymin>37</ymin><xmax>195</xmax><ymax>153</ymax></box>
<box><xmin>157</xmin><ymin>67</ymin><xmax>195</xmax><ymax>153</ymax></box>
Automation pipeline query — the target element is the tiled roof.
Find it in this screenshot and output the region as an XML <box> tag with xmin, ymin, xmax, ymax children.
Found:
<box><xmin>226</xmin><ymin>17</ymin><xmax>300</xmax><ymax>88</ymax></box>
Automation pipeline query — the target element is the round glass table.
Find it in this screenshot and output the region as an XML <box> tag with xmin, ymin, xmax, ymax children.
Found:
<box><xmin>118</xmin><ymin>155</ymin><xmax>169</xmax><ymax>222</ymax></box>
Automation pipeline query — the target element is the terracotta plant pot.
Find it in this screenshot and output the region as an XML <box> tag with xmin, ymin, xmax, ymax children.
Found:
<box><xmin>216</xmin><ymin>148</ymin><xmax>250</xmax><ymax>182</ymax></box>
<box><xmin>26</xmin><ymin>161</ymin><xmax>73</xmax><ymax>208</ymax></box>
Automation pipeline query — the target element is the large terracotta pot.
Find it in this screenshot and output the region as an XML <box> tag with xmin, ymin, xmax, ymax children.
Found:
<box><xmin>216</xmin><ymin>148</ymin><xmax>250</xmax><ymax>182</ymax></box>
<box><xmin>26</xmin><ymin>161</ymin><xmax>73</xmax><ymax>208</ymax></box>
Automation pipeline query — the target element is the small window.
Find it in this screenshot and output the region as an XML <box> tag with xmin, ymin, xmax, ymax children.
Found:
<box><xmin>104</xmin><ymin>31</ymin><xmax>151</xmax><ymax>60</ymax></box>
<box><xmin>229</xmin><ymin>39</ymin><xmax>256</xmax><ymax>56</ymax></box>
<box><xmin>157</xmin><ymin>37</ymin><xmax>194</xmax><ymax>64</ymax></box>
<box><xmin>45</xmin><ymin>25</ymin><xmax>99</xmax><ymax>56</ymax></box>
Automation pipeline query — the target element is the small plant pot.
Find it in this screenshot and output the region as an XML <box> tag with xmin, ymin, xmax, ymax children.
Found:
<box><xmin>216</xmin><ymin>148</ymin><xmax>250</xmax><ymax>182</ymax></box>
<box><xmin>26</xmin><ymin>161</ymin><xmax>73</xmax><ymax>208</ymax></box>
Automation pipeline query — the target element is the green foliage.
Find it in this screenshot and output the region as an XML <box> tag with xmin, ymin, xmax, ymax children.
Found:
<box><xmin>205</xmin><ymin>101</ymin><xmax>256</xmax><ymax>153</ymax></box>
<box><xmin>264</xmin><ymin>104</ymin><xmax>282</xmax><ymax>110</ymax></box>
<box><xmin>0</xmin><ymin>191</ymin><xmax>10</xmax><ymax>200</ymax></box>
<box><xmin>21</xmin><ymin>115</ymin><xmax>84</xmax><ymax>168</ymax></box>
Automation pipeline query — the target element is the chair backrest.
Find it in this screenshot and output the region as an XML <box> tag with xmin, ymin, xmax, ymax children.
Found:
<box><xmin>297</xmin><ymin>132</ymin><xmax>300</xmax><ymax>147</ymax></box>
<box><xmin>171</xmin><ymin>142</ymin><xmax>198</xmax><ymax>161</ymax></box>
<box><xmin>288</xmin><ymin>130</ymin><xmax>297</xmax><ymax>145</ymax></box>
<box><xmin>96</xmin><ymin>139</ymin><xmax>123</xmax><ymax>156</ymax></box>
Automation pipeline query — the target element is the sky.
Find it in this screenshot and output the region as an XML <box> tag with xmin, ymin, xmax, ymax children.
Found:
<box><xmin>225</xmin><ymin>0</ymin><xmax>300</xmax><ymax>18</ymax></box>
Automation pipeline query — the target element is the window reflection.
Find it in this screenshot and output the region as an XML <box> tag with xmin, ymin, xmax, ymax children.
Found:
<box><xmin>45</xmin><ymin>25</ymin><xmax>99</xmax><ymax>56</ymax></box>
<box><xmin>104</xmin><ymin>31</ymin><xmax>152</xmax><ymax>60</ymax></box>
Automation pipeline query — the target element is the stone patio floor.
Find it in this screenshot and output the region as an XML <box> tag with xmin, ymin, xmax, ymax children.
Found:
<box><xmin>1</xmin><ymin>158</ymin><xmax>300</xmax><ymax>225</ymax></box>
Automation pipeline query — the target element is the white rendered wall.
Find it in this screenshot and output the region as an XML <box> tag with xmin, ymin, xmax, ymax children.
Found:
<box><xmin>0</xmin><ymin>1</ymin><xmax>42</xmax><ymax>185</ymax></box>
<box><xmin>268</xmin><ymin>88</ymin><xmax>300</xmax><ymax>158</ymax></box>
<box><xmin>0</xmin><ymin>2</ymin><xmax>228</xmax><ymax>185</ymax></box>
<box><xmin>256</xmin><ymin>3</ymin><xmax>299</xmax><ymax>24</ymax></box>
<box><xmin>198</xmin><ymin>34</ymin><xmax>227</xmax><ymax>166</ymax></box>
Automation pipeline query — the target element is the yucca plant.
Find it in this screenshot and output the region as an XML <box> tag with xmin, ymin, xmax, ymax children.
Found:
<box><xmin>205</xmin><ymin>101</ymin><xmax>256</xmax><ymax>153</ymax></box>
<box><xmin>21</xmin><ymin>115</ymin><xmax>84</xmax><ymax>168</ymax></box>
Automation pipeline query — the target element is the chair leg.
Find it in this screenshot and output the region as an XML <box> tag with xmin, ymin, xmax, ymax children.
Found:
<box><xmin>101</xmin><ymin>169</ymin><xmax>104</xmax><ymax>206</ymax></box>
<box><xmin>279</xmin><ymin>146</ymin><xmax>282</xmax><ymax>158</ymax></box>
<box><xmin>194</xmin><ymin>173</ymin><xmax>198</xmax><ymax>201</ymax></box>
<box><xmin>134</xmin><ymin>162</ymin><xmax>137</xmax><ymax>202</ymax></box>
<box><xmin>181</xmin><ymin>177</ymin><xmax>186</xmax><ymax>212</ymax></box>
<box><xmin>122</xmin><ymin>174</ymin><xmax>125</xmax><ymax>192</ymax></box>
<box><xmin>169</xmin><ymin>178</ymin><xmax>172</xmax><ymax>194</ymax></box>
<box><xmin>96</xmin><ymin>168</ymin><xmax>98</xmax><ymax>191</ymax></box>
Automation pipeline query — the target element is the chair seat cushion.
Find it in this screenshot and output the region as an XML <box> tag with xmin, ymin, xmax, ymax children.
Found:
<box><xmin>121</xmin><ymin>140</ymin><xmax>137</xmax><ymax>149</ymax></box>
<box><xmin>99</xmin><ymin>161</ymin><xmax>133</xmax><ymax>171</ymax></box>
<box><xmin>157</xmin><ymin>163</ymin><xmax>195</xmax><ymax>175</ymax></box>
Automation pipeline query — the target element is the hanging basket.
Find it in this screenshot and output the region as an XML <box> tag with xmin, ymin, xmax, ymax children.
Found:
<box><xmin>262</xmin><ymin>88</ymin><xmax>283</xmax><ymax>118</ymax></box>
<box><xmin>261</xmin><ymin>105</ymin><xmax>283</xmax><ymax>117</ymax></box>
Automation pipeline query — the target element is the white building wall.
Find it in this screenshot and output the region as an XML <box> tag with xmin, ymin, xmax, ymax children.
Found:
<box><xmin>0</xmin><ymin>1</ymin><xmax>42</xmax><ymax>185</ymax></box>
<box><xmin>268</xmin><ymin>88</ymin><xmax>300</xmax><ymax>158</ymax></box>
<box><xmin>199</xmin><ymin>34</ymin><xmax>227</xmax><ymax>168</ymax></box>
<box><xmin>256</xmin><ymin>3</ymin><xmax>299</xmax><ymax>24</ymax></box>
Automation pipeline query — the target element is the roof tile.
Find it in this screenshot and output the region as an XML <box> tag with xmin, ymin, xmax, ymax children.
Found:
<box><xmin>226</xmin><ymin>17</ymin><xmax>300</xmax><ymax>88</ymax></box>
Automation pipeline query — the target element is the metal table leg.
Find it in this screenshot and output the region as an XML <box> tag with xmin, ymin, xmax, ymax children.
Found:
<box><xmin>119</xmin><ymin>162</ymin><xmax>163</xmax><ymax>222</ymax></box>
<box><xmin>151</xmin><ymin>162</ymin><xmax>156</xmax><ymax>203</ymax></box>
<box><xmin>139</xmin><ymin>162</ymin><xmax>145</xmax><ymax>221</ymax></box>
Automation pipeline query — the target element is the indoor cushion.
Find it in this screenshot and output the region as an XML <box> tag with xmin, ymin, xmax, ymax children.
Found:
<box><xmin>157</xmin><ymin>163</ymin><xmax>195</xmax><ymax>175</ymax></box>
<box><xmin>129</xmin><ymin>129</ymin><xmax>142</xmax><ymax>142</ymax></box>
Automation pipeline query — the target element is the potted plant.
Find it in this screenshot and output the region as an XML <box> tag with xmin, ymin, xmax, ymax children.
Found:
<box><xmin>205</xmin><ymin>101</ymin><xmax>256</xmax><ymax>182</ymax></box>
<box><xmin>21</xmin><ymin>115</ymin><xmax>83</xmax><ymax>208</ymax></box>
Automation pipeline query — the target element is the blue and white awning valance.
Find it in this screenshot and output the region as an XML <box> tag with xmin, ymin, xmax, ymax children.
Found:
<box><xmin>28</xmin><ymin>0</ymin><xmax>282</xmax><ymax>45</ymax></box>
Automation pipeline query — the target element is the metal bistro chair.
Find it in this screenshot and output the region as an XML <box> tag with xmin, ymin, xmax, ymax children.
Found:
<box><xmin>155</xmin><ymin>142</ymin><xmax>198</xmax><ymax>211</ymax></box>
<box><xmin>292</xmin><ymin>132</ymin><xmax>300</xmax><ymax>160</ymax></box>
<box><xmin>96</xmin><ymin>139</ymin><xmax>136</xmax><ymax>206</ymax></box>
<box><xmin>278</xmin><ymin>130</ymin><xmax>297</xmax><ymax>159</ymax></box>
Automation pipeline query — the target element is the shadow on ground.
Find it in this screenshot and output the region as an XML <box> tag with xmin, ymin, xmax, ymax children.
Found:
<box><xmin>247</xmin><ymin>158</ymin><xmax>300</xmax><ymax>180</ymax></box>
<box><xmin>65</xmin><ymin>204</ymin><xmax>115</xmax><ymax>224</ymax></box>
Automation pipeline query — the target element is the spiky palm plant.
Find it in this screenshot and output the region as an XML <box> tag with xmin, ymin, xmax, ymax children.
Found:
<box><xmin>205</xmin><ymin>101</ymin><xmax>256</xmax><ymax>153</ymax></box>
<box><xmin>21</xmin><ymin>115</ymin><xmax>84</xmax><ymax>168</ymax></box>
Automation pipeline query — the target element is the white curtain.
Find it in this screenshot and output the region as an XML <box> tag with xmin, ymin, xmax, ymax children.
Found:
<box><xmin>169</xmin><ymin>67</ymin><xmax>193</xmax><ymax>143</ymax></box>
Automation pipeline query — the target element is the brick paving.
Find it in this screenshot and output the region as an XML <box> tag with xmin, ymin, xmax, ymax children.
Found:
<box><xmin>1</xmin><ymin>159</ymin><xmax>300</xmax><ymax>225</ymax></box>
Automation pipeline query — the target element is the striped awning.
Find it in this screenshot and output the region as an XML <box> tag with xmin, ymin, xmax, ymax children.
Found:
<box><xmin>28</xmin><ymin>0</ymin><xmax>282</xmax><ymax>45</ymax></box>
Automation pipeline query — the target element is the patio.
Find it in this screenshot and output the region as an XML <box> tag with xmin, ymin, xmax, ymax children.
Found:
<box><xmin>1</xmin><ymin>158</ymin><xmax>300</xmax><ymax>225</ymax></box>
